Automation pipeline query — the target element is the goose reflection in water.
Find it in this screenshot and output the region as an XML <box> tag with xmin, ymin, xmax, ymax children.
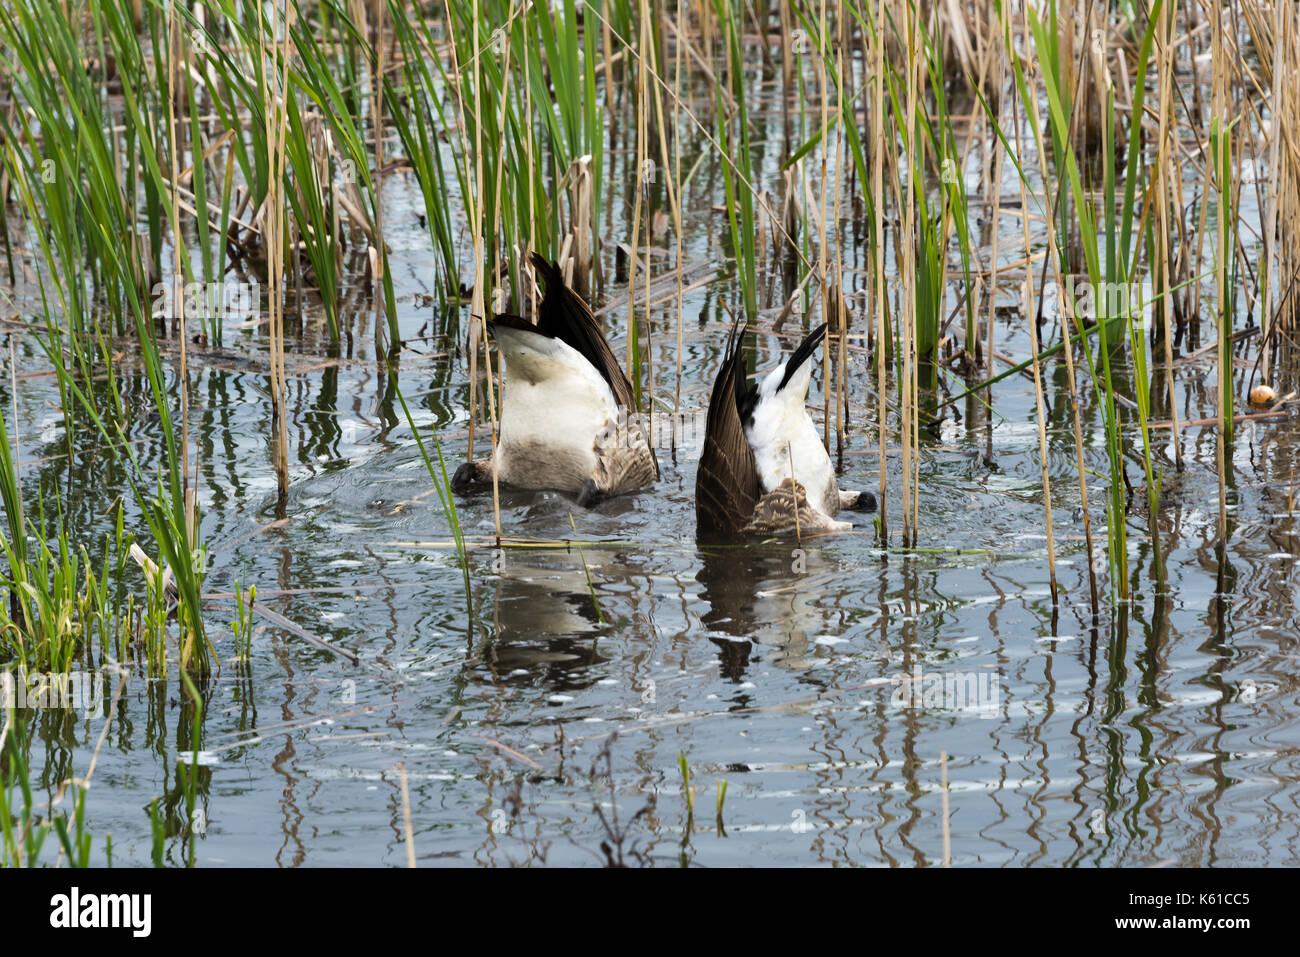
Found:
<box><xmin>696</xmin><ymin>543</ymin><xmax>856</xmax><ymax>681</ymax></box>
<box><xmin>479</xmin><ymin>554</ymin><xmax>611</xmax><ymax>689</ymax></box>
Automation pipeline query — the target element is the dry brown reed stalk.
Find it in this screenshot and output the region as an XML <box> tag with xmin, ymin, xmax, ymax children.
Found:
<box><xmin>873</xmin><ymin>0</ymin><xmax>888</xmax><ymax>541</ymax></box>
<box><xmin>1259</xmin><ymin>0</ymin><xmax>1300</xmax><ymax>345</ymax></box>
<box><xmin>779</xmin><ymin>0</ymin><xmax>795</xmax><ymax>153</ymax></box>
<box><xmin>166</xmin><ymin>0</ymin><xmax>190</xmax><ymax>519</ymax></box>
<box><xmin>397</xmin><ymin>762</ymin><xmax>416</xmax><ymax>867</ymax></box>
<box><xmin>1260</xmin><ymin>0</ymin><xmax>1281</xmax><ymax>383</ymax></box>
<box><xmin>1184</xmin><ymin>34</ymin><xmax>1215</xmax><ymax>351</ymax></box>
<box><xmin>830</xmin><ymin>17</ymin><xmax>848</xmax><ymax>461</ymax></box>
<box><xmin>780</xmin><ymin>165</ymin><xmax>801</xmax><ymax>295</ymax></box>
<box><xmin>372</xmin><ymin>0</ymin><xmax>389</xmax><ymax>355</ymax></box>
<box><xmin>1018</xmin><ymin>52</ymin><xmax>1099</xmax><ymax>614</ymax></box>
<box><xmin>894</xmin><ymin>1</ymin><xmax>915</xmax><ymax>546</ymax></box>
<box><xmin>673</xmin><ymin>0</ymin><xmax>686</xmax><ymax>417</ymax></box>
<box><xmin>525</xmin><ymin>18</ymin><xmax>536</xmax><ymax>301</ymax></box>
<box><xmin>1155</xmin><ymin>0</ymin><xmax>1182</xmax><ymax>470</ymax></box>
<box><xmin>482</xmin><ymin>4</ymin><xmax>518</xmax><ymax>544</ymax></box>
<box><xmin>441</xmin><ymin>0</ymin><xmax>480</xmax><ymax>464</ymax></box>
<box><xmin>1013</xmin><ymin>6</ymin><xmax>1058</xmax><ymax>609</ymax></box>
<box><xmin>901</xmin><ymin>1</ymin><xmax>922</xmax><ymax>545</ymax></box>
<box><xmin>815</xmin><ymin>0</ymin><xmax>831</xmax><ymax>450</ymax></box>
<box><xmin>439</xmin><ymin>0</ymin><xmax>503</xmax><ymax>541</ymax></box>
<box><xmin>982</xmin><ymin>71</ymin><xmax>1004</xmax><ymax>387</ymax></box>
<box><xmin>641</xmin><ymin>0</ymin><xmax>656</xmax><ymax>416</ymax></box>
<box><xmin>625</xmin><ymin>0</ymin><xmax>651</xmax><ymax>409</ymax></box>
<box><xmin>258</xmin><ymin>0</ymin><xmax>295</xmax><ymax>506</ymax></box>
<box><xmin>1282</xmin><ymin>3</ymin><xmax>1300</xmax><ymax>335</ymax></box>
<box><xmin>645</xmin><ymin>1</ymin><xmax>686</xmax><ymax>429</ymax></box>
<box><xmin>1212</xmin><ymin>0</ymin><xmax>1231</xmax><ymax>558</ymax></box>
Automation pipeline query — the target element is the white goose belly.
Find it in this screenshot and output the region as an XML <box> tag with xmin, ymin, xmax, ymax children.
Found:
<box><xmin>749</xmin><ymin>414</ymin><xmax>840</xmax><ymax>518</ymax></box>
<box><xmin>493</xmin><ymin>334</ymin><xmax>616</xmax><ymax>491</ymax></box>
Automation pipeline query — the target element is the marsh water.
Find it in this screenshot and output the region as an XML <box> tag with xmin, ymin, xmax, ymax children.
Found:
<box><xmin>6</xmin><ymin>86</ymin><xmax>1300</xmax><ymax>867</ymax></box>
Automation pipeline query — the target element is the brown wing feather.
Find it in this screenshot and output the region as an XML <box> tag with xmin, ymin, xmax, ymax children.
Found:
<box><xmin>743</xmin><ymin>478</ymin><xmax>846</xmax><ymax>534</ymax></box>
<box><xmin>696</xmin><ymin>322</ymin><xmax>760</xmax><ymax>536</ymax></box>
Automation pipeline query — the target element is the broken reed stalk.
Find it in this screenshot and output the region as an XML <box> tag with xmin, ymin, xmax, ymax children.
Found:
<box><xmin>397</xmin><ymin>762</ymin><xmax>416</xmax><ymax>867</ymax></box>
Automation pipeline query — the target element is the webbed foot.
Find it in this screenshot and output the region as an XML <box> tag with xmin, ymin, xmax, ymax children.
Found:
<box><xmin>452</xmin><ymin>462</ymin><xmax>483</xmax><ymax>492</ymax></box>
<box><xmin>844</xmin><ymin>490</ymin><xmax>877</xmax><ymax>512</ymax></box>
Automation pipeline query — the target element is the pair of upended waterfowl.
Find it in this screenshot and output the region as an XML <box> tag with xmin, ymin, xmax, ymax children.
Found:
<box><xmin>451</xmin><ymin>252</ymin><xmax>876</xmax><ymax>534</ymax></box>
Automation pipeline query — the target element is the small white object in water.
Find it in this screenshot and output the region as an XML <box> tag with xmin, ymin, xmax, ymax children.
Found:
<box><xmin>546</xmin><ymin>694</ymin><xmax>575</xmax><ymax>704</ymax></box>
<box><xmin>178</xmin><ymin>750</ymin><xmax>221</xmax><ymax>767</ymax></box>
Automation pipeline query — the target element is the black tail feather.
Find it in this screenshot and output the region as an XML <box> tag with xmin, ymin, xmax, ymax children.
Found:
<box><xmin>775</xmin><ymin>322</ymin><xmax>827</xmax><ymax>394</ymax></box>
<box><xmin>525</xmin><ymin>252</ymin><xmax>636</xmax><ymax>409</ymax></box>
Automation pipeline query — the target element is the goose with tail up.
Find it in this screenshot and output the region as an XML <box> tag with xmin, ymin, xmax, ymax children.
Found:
<box><xmin>696</xmin><ymin>320</ymin><xmax>875</xmax><ymax>537</ymax></box>
<box><xmin>452</xmin><ymin>253</ymin><xmax>659</xmax><ymax>506</ymax></box>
